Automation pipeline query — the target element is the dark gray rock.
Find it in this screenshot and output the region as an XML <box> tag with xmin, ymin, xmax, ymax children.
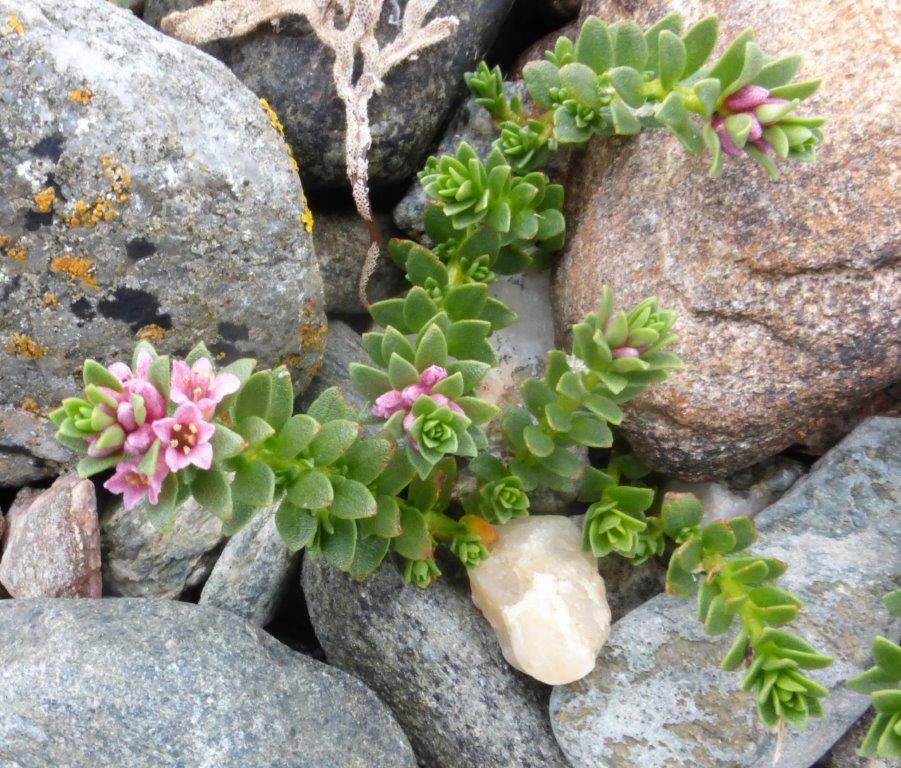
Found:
<box><xmin>145</xmin><ymin>0</ymin><xmax>516</xmax><ymax>190</ymax></box>
<box><xmin>303</xmin><ymin>554</ymin><xmax>569</xmax><ymax>768</ymax></box>
<box><xmin>0</xmin><ymin>599</ymin><xmax>415</xmax><ymax>767</ymax></box>
<box><xmin>101</xmin><ymin>495</ymin><xmax>225</xmax><ymax>598</ymax></box>
<box><xmin>814</xmin><ymin>710</ymin><xmax>896</xmax><ymax>768</ymax></box>
<box><xmin>0</xmin><ymin>0</ymin><xmax>325</xmax><ymax>485</ymax></box>
<box><xmin>199</xmin><ymin>502</ymin><xmax>298</xmax><ymax>626</ymax></box>
<box><xmin>550</xmin><ymin>417</ymin><xmax>901</xmax><ymax>768</ymax></box>
<box><xmin>0</xmin><ymin>406</ymin><xmax>71</xmax><ymax>487</ymax></box>
<box><xmin>298</xmin><ymin>319</ymin><xmax>370</xmax><ymax>418</ymax></box>
<box><xmin>312</xmin><ymin>209</ymin><xmax>404</xmax><ymax>314</ymax></box>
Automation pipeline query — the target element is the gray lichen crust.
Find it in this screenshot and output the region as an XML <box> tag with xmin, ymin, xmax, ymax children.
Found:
<box><xmin>0</xmin><ymin>598</ymin><xmax>416</xmax><ymax>768</ymax></box>
<box><xmin>550</xmin><ymin>417</ymin><xmax>901</xmax><ymax>768</ymax></box>
<box><xmin>0</xmin><ymin>0</ymin><xmax>325</xmax><ymax>484</ymax></box>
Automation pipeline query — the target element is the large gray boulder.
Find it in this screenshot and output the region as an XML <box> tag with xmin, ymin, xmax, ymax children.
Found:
<box><xmin>0</xmin><ymin>0</ymin><xmax>325</xmax><ymax>486</ymax></box>
<box><xmin>144</xmin><ymin>0</ymin><xmax>516</xmax><ymax>190</ymax></box>
<box><xmin>302</xmin><ymin>554</ymin><xmax>569</xmax><ymax>768</ymax></box>
<box><xmin>550</xmin><ymin>417</ymin><xmax>901</xmax><ymax>768</ymax></box>
<box><xmin>0</xmin><ymin>599</ymin><xmax>415</xmax><ymax>767</ymax></box>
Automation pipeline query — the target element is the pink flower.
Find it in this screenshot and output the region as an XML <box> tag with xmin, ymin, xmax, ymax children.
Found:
<box><xmin>152</xmin><ymin>402</ymin><xmax>216</xmax><ymax>472</ymax></box>
<box><xmin>108</xmin><ymin>349</ymin><xmax>153</xmax><ymax>385</ymax></box>
<box><xmin>104</xmin><ymin>453</ymin><xmax>168</xmax><ymax>511</ymax></box>
<box><xmin>170</xmin><ymin>357</ymin><xmax>240</xmax><ymax>419</ymax></box>
<box><xmin>613</xmin><ymin>346</ymin><xmax>640</xmax><ymax>359</ymax></box>
<box><xmin>371</xmin><ymin>365</ymin><xmax>452</xmax><ymax>423</ymax></box>
<box><xmin>724</xmin><ymin>85</ymin><xmax>770</xmax><ymax>113</ymax></box>
<box><xmin>711</xmin><ymin>116</ymin><xmax>742</xmax><ymax>158</ymax></box>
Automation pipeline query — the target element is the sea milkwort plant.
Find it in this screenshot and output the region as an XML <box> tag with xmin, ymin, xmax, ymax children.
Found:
<box><xmin>52</xmin><ymin>10</ymin><xmax>831</xmax><ymax>735</ymax></box>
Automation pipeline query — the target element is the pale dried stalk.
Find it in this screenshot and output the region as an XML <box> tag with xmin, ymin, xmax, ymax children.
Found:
<box><xmin>162</xmin><ymin>0</ymin><xmax>459</xmax><ymax>306</ymax></box>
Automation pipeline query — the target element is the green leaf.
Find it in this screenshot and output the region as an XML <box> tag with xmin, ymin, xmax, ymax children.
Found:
<box><xmin>137</xmin><ymin>440</ymin><xmax>161</xmax><ymax>476</ymax></box>
<box><xmin>609</xmin><ymin>67</ymin><xmax>644</xmax><ymax>108</ymax></box>
<box><xmin>644</xmin><ymin>12</ymin><xmax>683</xmax><ymax>70</ymax></box>
<box><xmin>308</xmin><ymin>420</ymin><xmax>359</xmax><ymax>466</ymax></box>
<box><xmin>76</xmin><ymin>454</ymin><xmax>121</xmax><ymax>478</ymax></box>
<box><xmin>220</xmin><ymin>358</ymin><xmax>257</xmax><ymax>388</ymax></box>
<box><xmin>721</xmin><ymin>630</ymin><xmax>749</xmax><ymax>671</ymax></box>
<box><xmin>146</xmin><ymin>474</ymin><xmax>179</xmax><ymax>532</ymax></box>
<box><xmin>657</xmin><ymin>92</ymin><xmax>701</xmax><ymax>151</ymax></box>
<box><xmin>388</xmin><ymin>353</ymin><xmax>420</xmax><ymax>390</ymax></box>
<box><xmin>349</xmin><ymin>363</ymin><xmax>391</xmax><ymax>400</ymax></box>
<box><xmin>349</xmin><ymin>534</ymin><xmax>391</xmax><ymax>580</ymax></box>
<box><xmin>381</xmin><ymin>326</ymin><xmax>416</xmax><ymax>365</ymax></box>
<box><xmin>658</xmin><ymin>30</ymin><xmax>686</xmax><ymax>90</ymax></box>
<box><xmin>755</xmin><ymin>55</ymin><xmax>802</xmax><ymax>89</ymax></box>
<box><xmin>210</xmin><ymin>424</ymin><xmax>246</xmax><ymax>460</ymax></box>
<box><xmin>148</xmin><ymin>355</ymin><xmax>171</xmax><ymax>401</ymax></box>
<box><xmin>330</xmin><ymin>478</ymin><xmax>377</xmax><ymax>519</ymax></box>
<box><xmin>610</xmin><ymin>98</ymin><xmax>641</xmax><ymax>136</ymax></box>
<box><xmin>235</xmin><ymin>415</ymin><xmax>276</xmax><ymax>447</ymax></box>
<box><xmin>457</xmin><ymin>225</ymin><xmax>499</xmax><ymax>263</ymax></box>
<box><xmin>661</xmin><ymin>492</ymin><xmax>703</xmax><ymax>538</ymax></box>
<box><xmin>559</xmin><ymin>62</ymin><xmax>601</xmax><ymax>108</ymax></box>
<box><xmin>415</xmin><ymin>324</ymin><xmax>449</xmax><ymax>369</ymax></box>
<box><xmin>234</xmin><ymin>370</ymin><xmax>272</xmax><ymax>422</ymax></box>
<box><xmin>83</xmin><ymin>359</ymin><xmax>122</xmax><ymax>392</ymax></box>
<box><xmin>701</xmin><ymin>520</ymin><xmax>737</xmax><ymax>554</ymax></box>
<box><xmin>267</xmin><ymin>367</ymin><xmax>294</xmax><ymax>431</ymax></box>
<box><xmin>728</xmin><ymin>516</ymin><xmax>757</xmax><ymax>551</ymax></box>
<box><xmin>446</xmin><ymin>360</ymin><xmax>490</xmax><ymax>391</ymax></box>
<box><xmin>404</xmin><ymin>287</ymin><xmax>440</xmax><ymax>332</ymax></box>
<box><xmin>444</xmin><ymin>284</ymin><xmax>488</xmax><ymax>323</ymax></box>
<box><xmin>768</xmin><ymin>79</ymin><xmax>822</xmax><ymax>100</ymax></box>
<box><xmin>370</xmin><ymin>298</ymin><xmax>408</xmax><ymax>332</ymax></box>
<box><xmin>360</xmin><ymin>495</ymin><xmax>402</xmax><ymax>539</ymax></box>
<box><xmin>665</xmin><ymin>558</ymin><xmax>696</xmax><ymax>598</ymax></box>
<box><xmin>321</xmin><ymin>516</ymin><xmax>357</xmax><ymax>571</ymax></box>
<box><xmin>707</xmin><ymin>29</ymin><xmax>754</xmax><ymax>89</ymax></box>
<box><xmin>576</xmin><ymin>16</ymin><xmax>613</xmax><ymax>74</ymax></box>
<box><xmin>306</xmin><ymin>386</ymin><xmax>349</xmax><ymax>424</ymax></box>
<box><xmin>287</xmin><ymin>469</ymin><xmax>334</xmax><ymax>509</ymax></box>
<box><xmin>455</xmin><ymin>396</ymin><xmax>498</xmax><ymax>426</ymax></box>
<box><xmin>568</xmin><ymin>414</ymin><xmax>613</xmax><ymax>447</ymax></box>
<box><xmin>393</xmin><ymin>505</ymin><xmax>433</xmax><ymax>560</ymax></box>
<box><xmin>522</xmin><ymin>60</ymin><xmax>562</xmax><ymax>107</ymax></box>
<box><xmin>274</xmin><ymin>414</ymin><xmax>319</xmax><ymax>459</ymax></box>
<box><xmin>191</xmin><ymin>467</ymin><xmax>233</xmax><ymax>522</ymax></box>
<box><xmin>232</xmin><ymin>460</ymin><xmax>275</xmax><ymax>508</ymax></box>
<box><xmin>430</xmin><ymin>372</ymin><xmax>464</xmax><ymax>399</ymax></box>
<box><xmin>884</xmin><ymin>589</ymin><xmax>901</xmax><ymax>619</ymax></box>
<box><xmin>681</xmin><ymin>16</ymin><xmax>718</xmax><ymax>78</ymax></box>
<box><xmin>583</xmin><ymin>394</ymin><xmax>623</xmax><ymax>424</ymax></box>
<box><xmin>554</xmin><ymin>106</ymin><xmax>593</xmax><ymax>145</ymax></box>
<box><xmin>524</xmin><ymin>425</ymin><xmax>555</xmax><ymax>457</ymax></box>
<box><xmin>343</xmin><ymin>438</ymin><xmax>393</xmax><ymax>485</ymax></box>
<box><xmin>614</xmin><ymin>21</ymin><xmax>647</xmax><ymax>70</ymax></box>
<box><xmin>704</xmin><ymin>594</ymin><xmax>735</xmax><ymax>635</ymax></box>
<box><xmin>722</xmin><ymin>41</ymin><xmax>764</xmax><ymax>97</ymax></box>
<box><xmin>275</xmin><ymin>501</ymin><xmax>317</xmax><ymax>551</ymax></box>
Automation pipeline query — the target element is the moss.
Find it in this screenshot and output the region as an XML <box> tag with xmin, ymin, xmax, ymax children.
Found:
<box><xmin>6</xmin><ymin>332</ymin><xmax>48</xmax><ymax>359</ymax></box>
<box><xmin>51</xmin><ymin>255</ymin><xmax>97</xmax><ymax>288</ymax></box>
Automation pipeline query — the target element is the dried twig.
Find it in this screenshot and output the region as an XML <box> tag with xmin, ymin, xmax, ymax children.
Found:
<box><xmin>162</xmin><ymin>0</ymin><xmax>459</xmax><ymax>306</ymax></box>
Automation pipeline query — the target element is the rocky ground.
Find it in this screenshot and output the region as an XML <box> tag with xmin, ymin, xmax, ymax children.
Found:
<box><xmin>0</xmin><ymin>0</ymin><xmax>898</xmax><ymax>766</ymax></box>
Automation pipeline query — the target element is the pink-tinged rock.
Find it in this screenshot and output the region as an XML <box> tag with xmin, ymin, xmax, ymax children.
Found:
<box><xmin>0</xmin><ymin>473</ymin><xmax>102</xmax><ymax>598</ymax></box>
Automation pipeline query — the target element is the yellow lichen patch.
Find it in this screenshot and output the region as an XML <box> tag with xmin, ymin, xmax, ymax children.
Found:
<box><xmin>6</xmin><ymin>333</ymin><xmax>47</xmax><ymax>359</ymax></box>
<box><xmin>20</xmin><ymin>397</ymin><xmax>43</xmax><ymax>418</ymax></box>
<box><xmin>42</xmin><ymin>292</ymin><xmax>59</xmax><ymax>308</ymax></box>
<box><xmin>136</xmin><ymin>323</ymin><xmax>168</xmax><ymax>342</ymax></box>
<box><xmin>280</xmin><ymin>353</ymin><xmax>302</xmax><ymax>368</ymax></box>
<box><xmin>1</xmin><ymin>236</ymin><xmax>27</xmax><ymax>263</ymax></box>
<box><xmin>51</xmin><ymin>254</ymin><xmax>97</xmax><ymax>288</ymax></box>
<box><xmin>301</xmin><ymin>205</ymin><xmax>314</xmax><ymax>233</ymax></box>
<box><xmin>34</xmin><ymin>187</ymin><xmax>56</xmax><ymax>213</ymax></box>
<box><xmin>260</xmin><ymin>98</ymin><xmax>286</xmax><ymax>137</ymax></box>
<box><xmin>68</xmin><ymin>88</ymin><xmax>93</xmax><ymax>105</ymax></box>
<box><xmin>3</xmin><ymin>15</ymin><xmax>24</xmax><ymax>35</ymax></box>
<box><xmin>62</xmin><ymin>157</ymin><xmax>131</xmax><ymax>227</ymax></box>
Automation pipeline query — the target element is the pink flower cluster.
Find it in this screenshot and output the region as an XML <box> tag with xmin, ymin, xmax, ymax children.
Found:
<box><xmin>711</xmin><ymin>85</ymin><xmax>788</xmax><ymax>157</ymax></box>
<box><xmin>102</xmin><ymin>355</ymin><xmax>239</xmax><ymax>510</ymax></box>
<box><xmin>371</xmin><ymin>365</ymin><xmax>463</xmax><ymax>431</ymax></box>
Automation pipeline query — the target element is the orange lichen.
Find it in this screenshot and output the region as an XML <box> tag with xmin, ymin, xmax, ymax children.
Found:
<box><xmin>299</xmin><ymin>322</ymin><xmax>327</xmax><ymax>353</ymax></box>
<box><xmin>6</xmin><ymin>333</ymin><xmax>48</xmax><ymax>359</ymax></box>
<box><xmin>34</xmin><ymin>187</ymin><xmax>56</xmax><ymax>213</ymax></box>
<box><xmin>1</xmin><ymin>236</ymin><xmax>27</xmax><ymax>263</ymax></box>
<box><xmin>20</xmin><ymin>397</ymin><xmax>43</xmax><ymax>417</ymax></box>
<box><xmin>42</xmin><ymin>292</ymin><xmax>59</xmax><ymax>307</ymax></box>
<box><xmin>51</xmin><ymin>255</ymin><xmax>97</xmax><ymax>288</ymax></box>
<box><xmin>68</xmin><ymin>88</ymin><xmax>93</xmax><ymax>105</ymax></box>
<box><xmin>62</xmin><ymin>157</ymin><xmax>131</xmax><ymax>227</ymax></box>
<box><xmin>136</xmin><ymin>324</ymin><xmax>169</xmax><ymax>342</ymax></box>
<box><xmin>3</xmin><ymin>15</ymin><xmax>24</xmax><ymax>35</ymax></box>
<box><xmin>280</xmin><ymin>353</ymin><xmax>302</xmax><ymax>368</ymax></box>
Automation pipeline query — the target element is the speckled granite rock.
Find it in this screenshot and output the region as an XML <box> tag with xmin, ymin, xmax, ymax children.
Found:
<box><xmin>0</xmin><ymin>599</ymin><xmax>415</xmax><ymax>768</ymax></box>
<box><xmin>297</xmin><ymin>318</ymin><xmax>371</xmax><ymax>418</ymax></box>
<box><xmin>665</xmin><ymin>455</ymin><xmax>807</xmax><ymax>521</ymax></box>
<box><xmin>199</xmin><ymin>503</ymin><xmax>298</xmax><ymax>626</ymax></box>
<box><xmin>454</xmin><ymin>272</ymin><xmax>587</xmax><ymax>513</ymax></box>
<box><xmin>312</xmin><ymin>208</ymin><xmax>403</xmax><ymax>314</ymax></box>
<box><xmin>100</xmin><ymin>495</ymin><xmax>224</xmax><ymax>598</ymax></box>
<box><xmin>554</xmin><ymin>0</ymin><xmax>901</xmax><ymax>480</ymax></box>
<box><xmin>303</xmin><ymin>554</ymin><xmax>569</xmax><ymax>768</ymax></box>
<box><xmin>0</xmin><ymin>0</ymin><xmax>325</xmax><ymax>485</ymax></box>
<box><xmin>0</xmin><ymin>473</ymin><xmax>101</xmax><ymax>598</ymax></box>
<box><xmin>0</xmin><ymin>406</ymin><xmax>71</xmax><ymax>487</ymax></box>
<box><xmin>814</xmin><ymin>710</ymin><xmax>896</xmax><ymax>768</ymax></box>
<box><xmin>145</xmin><ymin>0</ymin><xmax>516</xmax><ymax>190</ymax></box>
<box><xmin>550</xmin><ymin>417</ymin><xmax>901</xmax><ymax>768</ymax></box>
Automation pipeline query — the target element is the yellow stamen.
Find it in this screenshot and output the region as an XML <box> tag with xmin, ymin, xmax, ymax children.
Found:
<box><xmin>182</xmin><ymin>446</ymin><xmax>190</xmax><ymax>455</ymax></box>
<box><xmin>188</xmin><ymin>423</ymin><xmax>198</xmax><ymax>434</ymax></box>
<box><xmin>173</xmin><ymin>424</ymin><xmax>181</xmax><ymax>432</ymax></box>
<box><xmin>169</xmin><ymin>439</ymin><xmax>178</xmax><ymax>448</ymax></box>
